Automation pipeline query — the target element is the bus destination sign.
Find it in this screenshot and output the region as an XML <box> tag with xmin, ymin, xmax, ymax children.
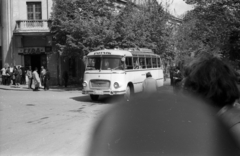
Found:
<box><xmin>94</xmin><ymin>52</ymin><xmax>111</xmax><ymax>55</ymax></box>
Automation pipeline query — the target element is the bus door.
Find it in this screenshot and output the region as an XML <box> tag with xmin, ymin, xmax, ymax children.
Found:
<box><xmin>132</xmin><ymin>56</ymin><xmax>145</xmax><ymax>92</ymax></box>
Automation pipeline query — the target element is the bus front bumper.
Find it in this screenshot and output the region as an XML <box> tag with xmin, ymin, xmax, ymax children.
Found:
<box><xmin>82</xmin><ymin>90</ymin><xmax>126</xmax><ymax>95</ymax></box>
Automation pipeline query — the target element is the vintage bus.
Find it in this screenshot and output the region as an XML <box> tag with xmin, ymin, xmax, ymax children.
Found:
<box><xmin>82</xmin><ymin>48</ymin><xmax>164</xmax><ymax>101</ymax></box>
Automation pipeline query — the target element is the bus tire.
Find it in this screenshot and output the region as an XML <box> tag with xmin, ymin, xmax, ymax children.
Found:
<box><xmin>90</xmin><ymin>95</ymin><xmax>99</xmax><ymax>101</ymax></box>
<box><xmin>124</xmin><ymin>85</ymin><xmax>131</xmax><ymax>101</ymax></box>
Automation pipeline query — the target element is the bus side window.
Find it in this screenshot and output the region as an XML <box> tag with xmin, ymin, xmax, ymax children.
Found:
<box><xmin>139</xmin><ymin>57</ymin><xmax>146</xmax><ymax>69</ymax></box>
<box><xmin>133</xmin><ymin>57</ymin><xmax>140</xmax><ymax>69</ymax></box>
<box><xmin>152</xmin><ymin>57</ymin><xmax>157</xmax><ymax>68</ymax></box>
<box><xmin>146</xmin><ymin>57</ymin><xmax>152</xmax><ymax>68</ymax></box>
<box><xmin>126</xmin><ymin>57</ymin><xmax>133</xmax><ymax>69</ymax></box>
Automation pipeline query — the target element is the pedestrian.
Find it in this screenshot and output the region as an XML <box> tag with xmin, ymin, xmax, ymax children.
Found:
<box><xmin>63</xmin><ymin>71</ymin><xmax>69</xmax><ymax>88</ymax></box>
<box><xmin>169</xmin><ymin>66</ymin><xmax>174</xmax><ymax>85</ymax></box>
<box><xmin>20</xmin><ymin>66</ymin><xmax>26</xmax><ymax>85</ymax></box>
<box><xmin>142</xmin><ymin>72</ymin><xmax>158</xmax><ymax>95</ymax></box>
<box><xmin>26</xmin><ymin>66</ymin><xmax>33</xmax><ymax>89</ymax></box>
<box><xmin>32</xmin><ymin>67</ymin><xmax>40</xmax><ymax>91</ymax></box>
<box><xmin>173</xmin><ymin>67</ymin><xmax>182</xmax><ymax>93</ymax></box>
<box><xmin>44</xmin><ymin>69</ymin><xmax>50</xmax><ymax>90</ymax></box>
<box><xmin>1</xmin><ymin>67</ymin><xmax>6</xmax><ymax>85</ymax></box>
<box><xmin>40</xmin><ymin>66</ymin><xmax>46</xmax><ymax>88</ymax></box>
<box><xmin>183</xmin><ymin>54</ymin><xmax>240</xmax><ymax>146</ymax></box>
<box><xmin>12</xmin><ymin>66</ymin><xmax>18</xmax><ymax>86</ymax></box>
<box><xmin>16</xmin><ymin>66</ymin><xmax>22</xmax><ymax>87</ymax></box>
<box><xmin>5</xmin><ymin>67</ymin><xmax>11</xmax><ymax>85</ymax></box>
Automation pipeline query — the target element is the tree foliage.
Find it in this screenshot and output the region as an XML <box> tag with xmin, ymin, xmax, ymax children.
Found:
<box><xmin>177</xmin><ymin>0</ymin><xmax>240</xmax><ymax>64</ymax></box>
<box><xmin>51</xmin><ymin>0</ymin><xmax>172</xmax><ymax>59</ymax></box>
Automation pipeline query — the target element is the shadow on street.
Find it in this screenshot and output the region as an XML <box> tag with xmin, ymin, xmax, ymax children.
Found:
<box><xmin>70</xmin><ymin>94</ymin><xmax>125</xmax><ymax>104</ymax></box>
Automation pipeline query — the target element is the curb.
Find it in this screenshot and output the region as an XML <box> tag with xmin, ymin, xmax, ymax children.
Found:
<box><xmin>0</xmin><ymin>85</ymin><xmax>83</xmax><ymax>91</ymax></box>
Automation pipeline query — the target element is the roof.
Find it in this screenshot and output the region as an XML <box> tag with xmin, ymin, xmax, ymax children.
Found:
<box><xmin>87</xmin><ymin>48</ymin><xmax>158</xmax><ymax>57</ymax></box>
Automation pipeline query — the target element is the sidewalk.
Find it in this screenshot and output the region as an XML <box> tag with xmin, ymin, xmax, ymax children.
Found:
<box><xmin>0</xmin><ymin>78</ymin><xmax>170</xmax><ymax>92</ymax></box>
<box><xmin>0</xmin><ymin>84</ymin><xmax>83</xmax><ymax>91</ymax></box>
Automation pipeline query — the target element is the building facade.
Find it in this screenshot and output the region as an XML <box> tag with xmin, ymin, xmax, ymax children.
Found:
<box><xmin>1</xmin><ymin>0</ymin><xmax>57</xmax><ymax>83</ymax></box>
<box><xmin>0</xmin><ymin>0</ymin><xmax>87</xmax><ymax>85</ymax></box>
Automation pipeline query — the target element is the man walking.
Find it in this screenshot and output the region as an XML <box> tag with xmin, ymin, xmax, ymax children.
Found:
<box><xmin>142</xmin><ymin>72</ymin><xmax>158</xmax><ymax>95</ymax></box>
<box><xmin>40</xmin><ymin>66</ymin><xmax>46</xmax><ymax>88</ymax></box>
<box><xmin>26</xmin><ymin>66</ymin><xmax>33</xmax><ymax>89</ymax></box>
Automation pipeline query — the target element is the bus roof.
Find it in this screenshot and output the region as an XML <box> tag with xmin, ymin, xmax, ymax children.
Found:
<box><xmin>87</xmin><ymin>48</ymin><xmax>158</xmax><ymax>57</ymax></box>
<box><xmin>88</xmin><ymin>49</ymin><xmax>132</xmax><ymax>57</ymax></box>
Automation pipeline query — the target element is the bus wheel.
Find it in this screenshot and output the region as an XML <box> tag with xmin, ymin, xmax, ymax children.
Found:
<box><xmin>90</xmin><ymin>95</ymin><xmax>99</xmax><ymax>101</ymax></box>
<box><xmin>124</xmin><ymin>86</ymin><xmax>131</xmax><ymax>101</ymax></box>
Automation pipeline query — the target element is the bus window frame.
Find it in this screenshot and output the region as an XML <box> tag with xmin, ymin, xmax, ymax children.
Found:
<box><xmin>139</xmin><ymin>56</ymin><xmax>146</xmax><ymax>69</ymax></box>
<box><xmin>146</xmin><ymin>56</ymin><xmax>152</xmax><ymax>69</ymax></box>
<box><xmin>133</xmin><ymin>56</ymin><xmax>140</xmax><ymax>69</ymax></box>
<box><xmin>125</xmin><ymin>57</ymin><xmax>133</xmax><ymax>69</ymax></box>
<box><xmin>152</xmin><ymin>56</ymin><xmax>157</xmax><ymax>68</ymax></box>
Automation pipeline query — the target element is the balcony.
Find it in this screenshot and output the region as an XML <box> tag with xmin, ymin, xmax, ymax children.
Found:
<box><xmin>15</xmin><ymin>20</ymin><xmax>51</xmax><ymax>34</ymax></box>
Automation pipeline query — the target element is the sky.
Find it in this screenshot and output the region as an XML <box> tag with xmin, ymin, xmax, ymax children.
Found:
<box><xmin>159</xmin><ymin>0</ymin><xmax>194</xmax><ymax>16</ymax></box>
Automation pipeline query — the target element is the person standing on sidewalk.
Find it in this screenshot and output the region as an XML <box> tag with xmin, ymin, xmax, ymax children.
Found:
<box><xmin>32</xmin><ymin>67</ymin><xmax>40</xmax><ymax>91</ymax></box>
<box><xmin>1</xmin><ymin>67</ymin><xmax>6</xmax><ymax>85</ymax></box>
<box><xmin>44</xmin><ymin>69</ymin><xmax>50</xmax><ymax>90</ymax></box>
<box><xmin>15</xmin><ymin>66</ymin><xmax>22</xmax><ymax>87</ymax></box>
<box><xmin>12</xmin><ymin>66</ymin><xmax>18</xmax><ymax>87</ymax></box>
<box><xmin>26</xmin><ymin>66</ymin><xmax>33</xmax><ymax>89</ymax></box>
<box><xmin>62</xmin><ymin>71</ymin><xmax>69</xmax><ymax>88</ymax></box>
<box><xmin>5</xmin><ymin>66</ymin><xmax>11</xmax><ymax>85</ymax></box>
<box><xmin>40</xmin><ymin>66</ymin><xmax>46</xmax><ymax>88</ymax></box>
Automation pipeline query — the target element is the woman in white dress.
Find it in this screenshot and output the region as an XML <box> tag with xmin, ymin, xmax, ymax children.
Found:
<box><xmin>32</xmin><ymin>67</ymin><xmax>40</xmax><ymax>91</ymax></box>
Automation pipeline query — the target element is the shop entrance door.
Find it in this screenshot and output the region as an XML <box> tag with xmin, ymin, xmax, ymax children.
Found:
<box><xmin>24</xmin><ymin>54</ymin><xmax>47</xmax><ymax>74</ymax></box>
<box><xmin>31</xmin><ymin>55</ymin><xmax>41</xmax><ymax>73</ymax></box>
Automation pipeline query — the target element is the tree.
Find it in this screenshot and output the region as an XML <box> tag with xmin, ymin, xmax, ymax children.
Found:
<box><xmin>176</xmin><ymin>0</ymin><xmax>240</xmax><ymax>65</ymax></box>
<box><xmin>51</xmin><ymin>0</ymin><xmax>175</xmax><ymax>64</ymax></box>
<box><xmin>51</xmin><ymin>0</ymin><xmax>116</xmax><ymax>58</ymax></box>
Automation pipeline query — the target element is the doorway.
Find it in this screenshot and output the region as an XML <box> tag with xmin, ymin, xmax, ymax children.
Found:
<box><xmin>24</xmin><ymin>54</ymin><xmax>47</xmax><ymax>74</ymax></box>
<box><xmin>31</xmin><ymin>55</ymin><xmax>41</xmax><ymax>73</ymax></box>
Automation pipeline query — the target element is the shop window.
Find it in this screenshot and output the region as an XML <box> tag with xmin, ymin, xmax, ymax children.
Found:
<box><xmin>24</xmin><ymin>55</ymin><xmax>31</xmax><ymax>68</ymax></box>
<box><xmin>41</xmin><ymin>55</ymin><xmax>47</xmax><ymax>68</ymax></box>
<box><xmin>27</xmin><ymin>2</ymin><xmax>42</xmax><ymax>20</ymax></box>
<box><xmin>69</xmin><ymin>58</ymin><xmax>76</xmax><ymax>77</ymax></box>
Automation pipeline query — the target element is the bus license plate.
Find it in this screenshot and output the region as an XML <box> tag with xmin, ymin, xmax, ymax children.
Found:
<box><xmin>93</xmin><ymin>90</ymin><xmax>103</xmax><ymax>95</ymax></box>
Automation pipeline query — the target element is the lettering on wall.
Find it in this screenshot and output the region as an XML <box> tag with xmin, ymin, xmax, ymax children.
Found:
<box><xmin>18</xmin><ymin>47</ymin><xmax>52</xmax><ymax>54</ymax></box>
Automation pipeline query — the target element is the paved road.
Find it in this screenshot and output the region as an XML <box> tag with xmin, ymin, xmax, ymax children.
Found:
<box><xmin>0</xmin><ymin>79</ymin><xmax>172</xmax><ymax>156</ymax></box>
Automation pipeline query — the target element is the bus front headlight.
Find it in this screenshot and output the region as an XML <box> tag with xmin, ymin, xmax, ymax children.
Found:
<box><xmin>83</xmin><ymin>82</ymin><xmax>87</xmax><ymax>87</ymax></box>
<box><xmin>114</xmin><ymin>82</ymin><xmax>120</xmax><ymax>89</ymax></box>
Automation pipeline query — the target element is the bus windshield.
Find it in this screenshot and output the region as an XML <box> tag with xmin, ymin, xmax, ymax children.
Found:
<box><xmin>86</xmin><ymin>56</ymin><xmax>124</xmax><ymax>70</ymax></box>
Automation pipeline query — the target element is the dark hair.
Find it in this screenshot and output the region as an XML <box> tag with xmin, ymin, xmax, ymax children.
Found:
<box><xmin>35</xmin><ymin>67</ymin><xmax>38</xmax><ymax>71</ymax></box>
<box><xmin>184</xmin><ymin>55</ymin><xmax>239</xmax><ymax>108</ymax></box>
<box><xmin>146</xmin><ymin>72</ymin><xmax>152</xmax><ymax>78</ymax></box>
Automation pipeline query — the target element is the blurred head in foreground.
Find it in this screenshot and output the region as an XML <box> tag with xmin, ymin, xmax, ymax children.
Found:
<box><xmin>183</xmin><ymin>55</ymin><xmax>239</xmax><ymax>108</ymax></box>
<box><xmin>87</xmin><ymin>93</ymin><xmax>240</xmax><ymax>156</ymax></box>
